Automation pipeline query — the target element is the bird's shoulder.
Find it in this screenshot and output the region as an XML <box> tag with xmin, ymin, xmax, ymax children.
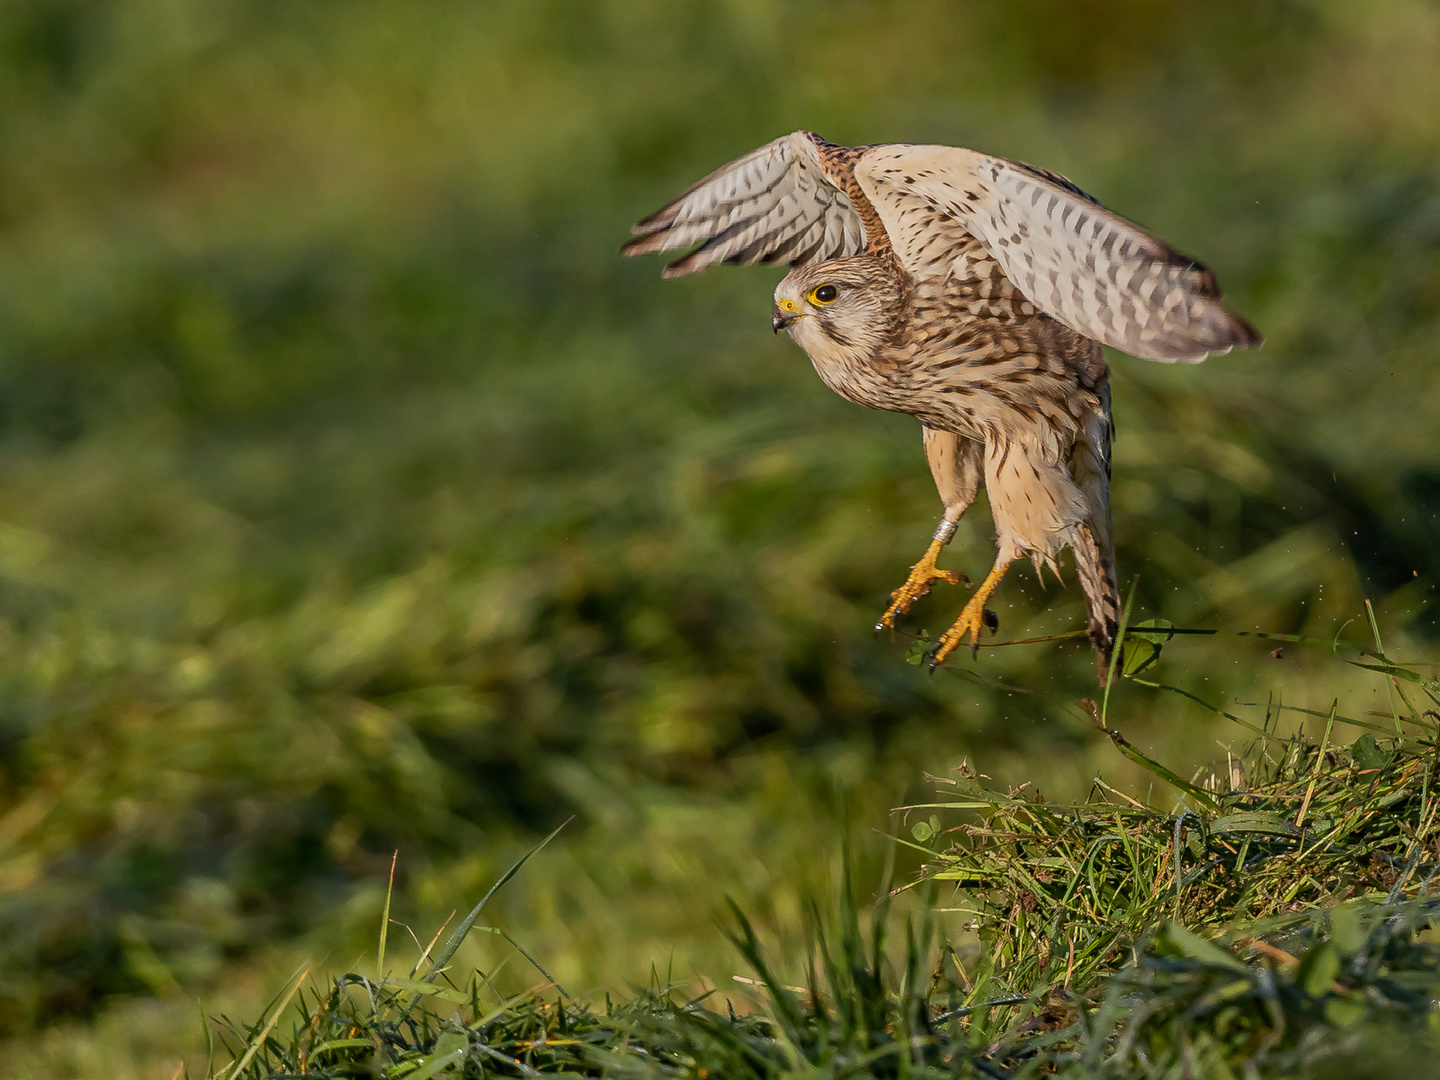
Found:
<box><xmin>898</xmin><ymin>239</ymin><xmax>1038</xmax><ymax>337</ymax></box>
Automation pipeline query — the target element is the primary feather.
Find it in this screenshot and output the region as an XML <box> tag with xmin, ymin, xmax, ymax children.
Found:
<box><xmin>623</xmin><ymin>132</ymin><xmax>866</xmax><ymax>277</ymax></box>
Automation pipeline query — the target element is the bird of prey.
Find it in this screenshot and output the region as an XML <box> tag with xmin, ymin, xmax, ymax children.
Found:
<box><xmin>623</xmin><ymin>131</ymin><xmax>1260</xmax><ymax>678</ymax></box>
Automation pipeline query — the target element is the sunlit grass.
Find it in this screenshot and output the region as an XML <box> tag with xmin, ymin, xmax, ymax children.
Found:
<box><xmin>207</xmin><ymin>639</ymin><xmax>1440</xmax><ymax>1078</ymax></box>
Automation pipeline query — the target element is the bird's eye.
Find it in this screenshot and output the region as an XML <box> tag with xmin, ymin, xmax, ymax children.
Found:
<box><xmin>809</xmin><ymin>284</ymin><xmax>839</xmax><ymax>305</ymax></box>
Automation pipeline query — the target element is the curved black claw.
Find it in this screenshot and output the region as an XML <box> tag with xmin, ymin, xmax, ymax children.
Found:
<box><xmin>924</xmin><ymin>641</ymin><xmax>943</xmax><ymax>675</ymax></box>
<box><xmin>973</xmin><ymin>609</ymin><xmax>999</xmax><ymax>658</ymax></box>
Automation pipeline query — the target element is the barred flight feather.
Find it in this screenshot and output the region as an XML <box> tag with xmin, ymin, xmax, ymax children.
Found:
<box><xmin>854</xmin><ymin>145</ymin><xmax>1261</xmax><ymax>362</ymax></box>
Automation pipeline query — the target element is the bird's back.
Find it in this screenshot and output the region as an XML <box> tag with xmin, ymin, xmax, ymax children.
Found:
<box><xmin>880</xmin><ymin>234</ymin><xmax>1111</xmax><ymax>460</ymax></box>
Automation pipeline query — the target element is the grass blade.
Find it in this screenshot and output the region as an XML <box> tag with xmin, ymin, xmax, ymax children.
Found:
<box><xmin>415</xmin><ymin>817</ymin><xmax>572</xmax><ymax>989</ymax></box>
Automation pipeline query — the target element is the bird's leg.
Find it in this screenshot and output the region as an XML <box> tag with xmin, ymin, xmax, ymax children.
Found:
<box><xmin>928</xmin><ymin>553</ymin><xmax>1018</xmax><ymax>670</ymax></box>
<box><xmin>875</xmin><ymin>518</ymin><xmax>969</xmax><ymax>632</ymax></box>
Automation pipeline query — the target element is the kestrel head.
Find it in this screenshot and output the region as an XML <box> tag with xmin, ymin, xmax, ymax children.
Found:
<box><xmin>771</xmin><ymin>258</ymin><xmax>903</xmax><ymax>366</ymax></box>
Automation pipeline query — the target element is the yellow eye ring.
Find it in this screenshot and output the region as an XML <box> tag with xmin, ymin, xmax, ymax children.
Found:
<box><xmin>807</xmin><ymin>283</ymin><xmax>839</xmax><ymax>306</ymax></box>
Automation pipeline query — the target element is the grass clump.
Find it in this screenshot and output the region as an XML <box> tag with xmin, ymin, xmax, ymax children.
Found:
<box><xmin>208</xmin><ymin>645</ymin><xmax>1440</xmax><ymax>1079</ymax></box>
<box><xmin>1093</xmin><ymin>902</ymin><xmax>1440</xmax><ymax>1078</ymax></box>
<box><xmin>210</xmin><ymin>880</ymin><xmax>1440</xmax><ymax>1079</ymax></box>
<box><xmin>906</xmin><ymin>721</ymin><xmax>1439</xmax><ymax>996</ymax></box>
<box><xmin>211</xmin><ymin>873</ymin><xmax>954</xmax><ymax>1080</ymax></box>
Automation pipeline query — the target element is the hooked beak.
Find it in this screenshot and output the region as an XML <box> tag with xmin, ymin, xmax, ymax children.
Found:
<box><xmin>772</xmin><ymin>297</ymin><xmax>801</xmax><ymax>334</ymax></box>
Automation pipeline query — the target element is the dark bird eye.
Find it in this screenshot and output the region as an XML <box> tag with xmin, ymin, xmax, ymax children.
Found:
<box><xmin>813</xmin><ymin>284</ymin><xmax>839</xmax><ymax>304</ymax></box>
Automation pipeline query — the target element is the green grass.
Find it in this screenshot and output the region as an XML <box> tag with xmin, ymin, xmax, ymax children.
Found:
<box><xmin>208</xmin><ymin>641</ymin><xmax>1440</xmax><ymax>1079</ymax></box>
<box><xmin>213</xmin><ymin>891</ymin><xmax>1440</xmax><ymax>1078</ymax></box>
<box><xmin>906</xmin><ymin>623</ymin><xmax>1440</xmax><ymax>994</ymax></box>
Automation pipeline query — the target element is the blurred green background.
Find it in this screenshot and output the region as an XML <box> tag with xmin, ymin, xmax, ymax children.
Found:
<box><xmin>2</xmin><ymin>0</ymin><xmax>1438</xmax><ymax>1075</ymax></box>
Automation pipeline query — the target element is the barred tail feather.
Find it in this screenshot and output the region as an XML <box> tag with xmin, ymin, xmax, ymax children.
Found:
<box><xmin>1073</xmin><ymin>522</ymin><xmax>1121</xmax><ymax>682</ymax></box>
<box><xmin>1069</xmin><ymin>382</ymin><xmax>1119</xmax><ymax>682</ymax></box>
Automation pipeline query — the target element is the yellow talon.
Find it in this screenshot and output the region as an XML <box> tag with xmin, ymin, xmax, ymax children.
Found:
<box><xmin>928</xmin><ymin>558</ymin><xmax>1015</xmax><ymax>669</ymax></box>
<box><xmin>928</xmin><ymin>597</ymin><xmax>991</xmax><ymax>668</ymax></box>
<box><xmin>876</xmin><ymin>536</ymin><xmax>967</xmax><ymax>631</ymax></box>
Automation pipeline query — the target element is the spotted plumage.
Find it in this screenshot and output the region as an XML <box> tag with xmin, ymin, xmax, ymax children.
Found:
<box><xmin>624</xmin><ymin>131</ymin><xmax>1260</xmax><ymax>677</ymax></box>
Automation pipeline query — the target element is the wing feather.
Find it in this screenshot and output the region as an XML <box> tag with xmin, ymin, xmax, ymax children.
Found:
<box><xmin>623</xmin><ymin>132</ymin><xmax>867</xmax><ymax>278</ymax></box>
<box><xmin>855</xmin><ymin>145</ymin><xmax>1260</xmax><ymax>362</ymax></box>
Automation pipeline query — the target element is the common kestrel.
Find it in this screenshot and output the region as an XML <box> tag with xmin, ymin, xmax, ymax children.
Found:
<box><xmin>623</xmin><ymin>131</ymin><xmax>1260</xmax><ymax>678</ymax></box>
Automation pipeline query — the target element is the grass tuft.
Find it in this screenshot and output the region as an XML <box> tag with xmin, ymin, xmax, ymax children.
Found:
<box><xmin>212</xmin><ymin>737</ymin><xmax>1440</xmax><ymax>1075</ymax></box>
<box><xmin>206</xmin><ymin>643</ymin><xmax>1440</xmax><ymax>1079</ymax></box>
<box><xmin>211</xmin><ymin>883</ymin><xmax>1440</xmax><ymax>1079</ymax></box>
<box><xmin>906</xmin><ymin>728</ymin><xmax>1439</xmax><ymax>997</ymax></box>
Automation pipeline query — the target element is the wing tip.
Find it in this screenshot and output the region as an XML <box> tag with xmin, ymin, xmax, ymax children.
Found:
<box><xmin>661</xmin><ymin>253</ymin><xmax>706</xmax><ymax>278</ymax></box>
<box><xmin>622</xmin><ymin>129</ymin><xmax>866</xmax><ymax>278</ymax></box>
<box><xmin>620</xmin><ymin>232</ymin><xmax>700</xmax><ymax>276</ymax></box>
<box><xmin>620</xmin><ymin>232</ymin><xmax>665</xmax><ymax>258</ymax></box>
<box><xmin>1230</xmin><ymin>311</ymin><xmax>1264</xmax><ymax>349</ymax></box>
<box><xmin>1202</xmin><ymin>309</ymin><xmax>1264</xmax><ymax>357</ymax></box>
<box><xmin>1130</xmin><ymin>305</ymin><xmax>1264</xmax><ymax>363</ymax></box>
<box><xmin>630</xmin><ymin>205</ymin><xmax>678</xmax><ymax>236</ymax></box>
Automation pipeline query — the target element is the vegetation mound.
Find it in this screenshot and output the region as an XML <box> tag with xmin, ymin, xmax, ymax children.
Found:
<box><xmin>211</xmin><ymin>646</ymin><xmax>1440</xmax><ymax>1079</ymax></box>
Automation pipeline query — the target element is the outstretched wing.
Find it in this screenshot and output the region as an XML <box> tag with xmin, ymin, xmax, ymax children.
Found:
<box><xmin>855</xmin><ymin>145</ymin><xmax>1260</xmax><ymax>362</ymax></box>
<box><xmin>623</xmin><ymin>131</ymin><xmax>867</xmax><ymax>278</ymax></box>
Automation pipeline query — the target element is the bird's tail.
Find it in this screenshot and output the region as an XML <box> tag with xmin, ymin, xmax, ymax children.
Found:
<box><xmin>1073</xmin><ymin>521</ymin><xmax>1121</xmax><ymax>683</ymax></box>
<box><xmin>1070</xmin><ymin>386</ymin><xmax>1120</xmax><ymax>683</ymax></box>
